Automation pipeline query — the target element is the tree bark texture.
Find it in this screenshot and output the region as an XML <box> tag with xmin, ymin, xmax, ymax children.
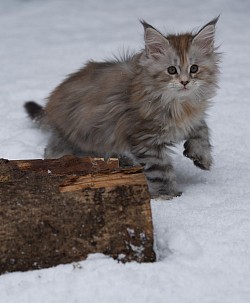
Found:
<box><xmin>0</xmin><ymin>156</ymin><xmax>155</xmax><ymax>274</ymax></box>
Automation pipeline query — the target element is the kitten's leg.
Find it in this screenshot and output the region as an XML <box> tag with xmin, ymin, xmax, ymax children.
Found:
<box><xmin>183</xmin><ymin>120</ymin><xmax>212</xmax><ymax>170</ymax></box>
<box><xmin>44</xmin><ymin>131</ymin><xmax>91</xmax><ymax>159</ymax></box>
<box><xmin>117</xmin><ymin>154</ymin><xmax>134</xmax><ymax>167</ymax></box>
<box><xmin>44</xmin><ymin>132</ymin><xmax>76</xmax><ymax>158</ymax></box>
<box><xmin>132</xmin><ymin>147</ymin><xmax>181</xmax><ymax>199</ymax></box>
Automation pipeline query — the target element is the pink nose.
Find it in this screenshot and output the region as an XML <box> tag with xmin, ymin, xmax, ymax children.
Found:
<box><xmin>181</xmin><ymin>80</ymin><xmax>189</xmax><ymax>87</ymax></box>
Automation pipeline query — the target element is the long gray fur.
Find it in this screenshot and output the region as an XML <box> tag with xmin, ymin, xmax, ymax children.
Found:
<box><xmin>25</xmin><ymin>18</ymin><xmax>220</xmax><ymax>199</ymax></box>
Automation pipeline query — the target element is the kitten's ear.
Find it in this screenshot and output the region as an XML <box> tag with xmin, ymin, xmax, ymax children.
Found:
<box><xmin>141</xmin><ymin>20</ymin><xmax>169</xmax><ymax>57</ymax></box>
<box><xmin>192</xmin><ymin>16</ymin><xmax>219</xmax><ymax>52</ymax></box>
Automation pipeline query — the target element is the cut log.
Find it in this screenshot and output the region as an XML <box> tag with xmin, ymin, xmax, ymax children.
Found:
<box><xmin>0</xmin><ymin>156</ymin><xmax>155</xmax><ymax>274</ymax></box>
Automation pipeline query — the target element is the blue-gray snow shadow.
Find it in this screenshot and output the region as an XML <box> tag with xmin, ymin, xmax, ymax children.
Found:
<box><xmin>173</xmin><ymin>151</ymin><xmax>210</xmax><ymax>192</ymax></box>
<box><xmin>153</xmin><ymin>224</ymin><xmax>203</xmax><ymax>262</ymax></box>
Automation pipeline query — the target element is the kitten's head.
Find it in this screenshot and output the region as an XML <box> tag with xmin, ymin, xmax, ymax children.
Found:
<box><xmin>140</xmin><ymin>17</ymin><xmax>220</xmax><ymax>102</ymax></box>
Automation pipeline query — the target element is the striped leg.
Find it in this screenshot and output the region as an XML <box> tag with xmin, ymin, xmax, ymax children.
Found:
<box><xmin>44</xmin><ymin>131</ymin><xmax>98</xmax><ymax>159</ymax></box>
<box><xmin>133</xmin><ymin>149</ymin><xmax>181</xmax><ymax>199</ymax></box>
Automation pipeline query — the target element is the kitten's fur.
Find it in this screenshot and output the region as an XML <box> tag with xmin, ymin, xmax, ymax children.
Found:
<box><xmin>25</xmin><ymin>17</ymin><xmax>220</xmax><ymax>199</ymax></box>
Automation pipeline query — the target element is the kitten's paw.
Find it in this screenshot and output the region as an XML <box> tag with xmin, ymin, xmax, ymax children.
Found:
<box><xmin>193</xmin><ymin>159</ymin><xmax>211</xmax><ymax>170</ymax></box>
<box><xmin>183</xmin><ymin>140</ymin><xmax>212</xmax><ymax>170</ymax></box>
<box><xmin>118</xmin><ymin>154</ymin><xmax>134</xmax><ymax>167</ymax></box>
<box><xmin>152</xmin><ymin>191</ymin><xmax>182</xmax><ymax>201</ymax></box>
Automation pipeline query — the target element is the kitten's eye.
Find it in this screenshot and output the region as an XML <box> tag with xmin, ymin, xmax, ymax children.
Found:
<box><xmin>167</xmin><ymin>66</ymin><xmax>177</xmax><ymax>75</ymax></box>
<box><xmin>190</xmin><ymin>64</ymin><xmax>199</xmax><ymax>73</ymax></box>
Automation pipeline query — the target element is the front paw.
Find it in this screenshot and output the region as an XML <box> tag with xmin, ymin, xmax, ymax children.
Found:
<box><xmin>151</xmin><ymin>191</ymin><xmax>182</xmax><ymax>200</ymax></box>
<box><xmin>183</xmin><ymin>140</ymin><xmax>212</xmax><ymax>170</ymax></box>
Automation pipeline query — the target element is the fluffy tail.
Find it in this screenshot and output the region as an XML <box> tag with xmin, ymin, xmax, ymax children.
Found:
<box><xmin>24</xmin><ymin>101</ymin><xmax>45</xmax><ymax>123</ymax></box>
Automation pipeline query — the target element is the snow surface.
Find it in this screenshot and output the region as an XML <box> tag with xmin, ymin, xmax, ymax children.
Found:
<box><xmin>1</xmin><ymin>0</ymin><xmax>250</xmax><ymax>302</ymax></box>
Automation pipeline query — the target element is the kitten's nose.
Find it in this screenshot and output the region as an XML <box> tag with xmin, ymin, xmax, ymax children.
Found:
<box><xmin>181</xmin><ymin>80</ymin><xmax>189</xmax><ymax>87</ymax></box>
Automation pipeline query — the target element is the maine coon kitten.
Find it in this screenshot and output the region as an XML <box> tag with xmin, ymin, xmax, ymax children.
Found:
<box><xmin>25</xmin><ymin>17</ymin><xmax>220</xmax><ymax>199</ymax></box>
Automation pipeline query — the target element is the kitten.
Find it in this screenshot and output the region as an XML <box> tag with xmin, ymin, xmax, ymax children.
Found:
<box><xmin>25</xmin><ymin>17</ymin><xmax>220</xmax><ymax>199</ymax></box>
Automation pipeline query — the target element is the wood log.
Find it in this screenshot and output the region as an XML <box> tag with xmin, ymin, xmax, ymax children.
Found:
<box><xmin>0</xmin><ymin>156</ymin><xmax>155</xmax><ymax>274</ymax></box>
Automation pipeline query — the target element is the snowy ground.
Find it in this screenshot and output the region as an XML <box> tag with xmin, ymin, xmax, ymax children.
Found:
<box><xmin>1</xmin><ymin>0</ymin><xmax>250</xmax><ymax>302</ymax></box>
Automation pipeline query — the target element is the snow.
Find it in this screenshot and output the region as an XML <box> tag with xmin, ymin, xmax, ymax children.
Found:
<box><xmin>1</xmin><ymin>0</ymin><xmax>250</xmax><ymax>302</ymax></box>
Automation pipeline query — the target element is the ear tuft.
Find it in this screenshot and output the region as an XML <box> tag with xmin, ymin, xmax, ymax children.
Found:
<box><xmin>140</xmin><ymin>20</ymin><xmax>159</xmax><ymax>32</ymax></box>
<box><xmin>192</xmin><ymin>16</ymin><xmax>219</xmax><ymax>52</ymax></box>
<box><xmin>140</xmin><ymin>20</ymin><xmax>169</xmax><ymax>57</ymax></box>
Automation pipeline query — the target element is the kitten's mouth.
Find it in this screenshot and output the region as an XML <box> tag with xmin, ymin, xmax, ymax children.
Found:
<box><xmin>179</xmin><ymin>87</ymin><xmax>190</xmax><ymax>93</ymax></box>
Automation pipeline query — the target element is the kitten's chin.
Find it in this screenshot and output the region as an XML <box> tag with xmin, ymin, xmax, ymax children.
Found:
<box><xmin>177</xmin><ymin>87</ymin><xmax>194</xmax><ymax>97</ymax></box>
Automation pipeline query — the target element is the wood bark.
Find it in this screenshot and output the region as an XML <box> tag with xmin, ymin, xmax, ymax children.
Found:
<box><xmin>0</xmin><ymin>156</ymin><xmax>155</xmax><ymax>274</ymax></box>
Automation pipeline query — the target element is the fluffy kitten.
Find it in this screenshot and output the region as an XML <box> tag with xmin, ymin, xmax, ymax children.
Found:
<box><xmin>25</xmin><ymin>17</ymin><xmax>220</xmax><ymax>199</ymax></box>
